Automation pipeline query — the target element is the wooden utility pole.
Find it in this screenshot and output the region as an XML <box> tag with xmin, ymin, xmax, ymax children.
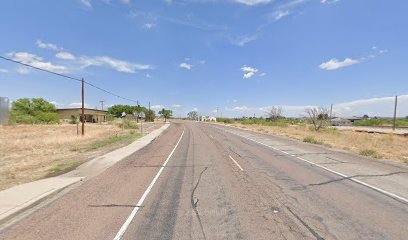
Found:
<box><xmin>99</xmin><ymin>100</ymin><xmax>104</xmax><ymax>110</ymax></box>
<box><xmin>393</xmin><ymin>96</ymin><xmax>398</xmax><ymax>131</ymax></box>
<box><xmin>148</xmin><ymin>101</ymin><xmax>151</xmax><ymax>122</ymax></box>
<box><xmin>81</xmin><ymin>78</ymin><xmax>85</xmax><ymax>136</ymax></box>
<box><xmin>330</xmin><ymin>104</ymin><xmax>333</xmax><ymax>119</ymax></box>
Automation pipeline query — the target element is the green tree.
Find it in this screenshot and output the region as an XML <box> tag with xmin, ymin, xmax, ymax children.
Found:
<box><xmin>158</xmin><ymin>108</ymin><xmax>172</xmax><ymax>122</ymax></box>
<box><xmin>187</xmin><ymin>111</ymin><xmax>198</xmax><ymax>120</ymax></box>
<box><xmin>9</xmin><ymin>98</ymin><xmax>59</xmax><ymax>124</ymax></box>
<box><xmin>132</xmin><ymin>105</ymin><xmax>146</xmax><ymax>122</ymax></box>
<box><xmin>144</xmin><ymin>109</ymin><xmax>156</xmax><ymax>122</ymax></box>
<box><xmin>107</xmin><ymin>105</ymin><xmax>134</xmax><ymax>118</ymax></box>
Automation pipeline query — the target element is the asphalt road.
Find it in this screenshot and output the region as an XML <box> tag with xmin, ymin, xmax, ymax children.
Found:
<box><xmin>1</xmin><ymin>122</ymin><xmax>407</xmax><ymax>240</ymax></box>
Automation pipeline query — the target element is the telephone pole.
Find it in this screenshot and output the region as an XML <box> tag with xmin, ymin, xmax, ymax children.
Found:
<box><xmin>393</xmin><ymin>96</ymin><xmax>398</xmax><ymax>131</ymax></box>
<box><xmin>330</xmin><ymin>104</ymin><xmax>333</xmax><ymax>119</ymax></box>
<box><xmin>99</xmin><ymin>100</ymin><xmax>105</xmax><ymax>110</ymax></box>
<box><xmin>81</xmin><ymin>79</ymin><xmax>85</xmax><ymax>136</ymax></box>
<box><xmin>148</xmin><ymin>101</ymin><xmax>151</xmax><ymax>122</ymax></box>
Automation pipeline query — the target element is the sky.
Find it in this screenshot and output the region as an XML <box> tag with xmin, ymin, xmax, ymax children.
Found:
<box><xmin>0</xmin><ymin>0</ymin><xmax>407</xmax><ymax>118</ymax></box>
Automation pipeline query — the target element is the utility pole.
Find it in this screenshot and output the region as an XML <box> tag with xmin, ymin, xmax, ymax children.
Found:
<box><xmin>136</xmin><ymin>100</ymin><xmax>139</xmax><ymax>123</ymax></box>
<box><xmin>148</xmin><ymin>101</ymin><xmax>151</xmax><ymax>122</ymax></box>
<box><xmin>99</xmin><ymin>100</ymin><xmax>104</xmax><ymax>110</ymax></box>
<box><xmin>393</xmin><ymin>96</ymin><xmax>398</xmax><ymax>131</ymax></box>
<box><xmin>216</xmin><ymin>107</ymin><xmax>219</xmax><ymax>118</ymax></box>
<box><xmin>81</xmin><ymin>78</ymin><xmax>85</xmax><ymax>136</ymax></box>
<box><xmin>329</xmin><ymin>104</ymin><xmax>333</xmax><ymax>119</ymax></box>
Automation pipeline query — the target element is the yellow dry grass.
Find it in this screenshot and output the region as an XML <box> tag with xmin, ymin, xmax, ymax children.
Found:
<box><xmin>225</xmin><ymin>123</ymin><xmax>408</xmax><ymax>163</ymax></box>
<box><xmin>0</xmin><ymin>123</ymin><xmax>134</xmax><ymax>190</ymax></box>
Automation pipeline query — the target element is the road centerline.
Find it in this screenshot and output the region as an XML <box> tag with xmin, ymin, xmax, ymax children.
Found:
<box><xmin>113</xmin><ymin>127</ymin><xmax>185</xmax><ymax>240</ymax></box>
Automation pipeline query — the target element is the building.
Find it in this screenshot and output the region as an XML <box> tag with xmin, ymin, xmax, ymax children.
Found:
<box><xmin>200</xmin><ymin>116</ymin><xmax>217</xmax><ymax>122</ymax></box>
<box><xmin>56</xmin><ymin>108</ymin><xmax>108</xmax><ymax>123</ymax></box>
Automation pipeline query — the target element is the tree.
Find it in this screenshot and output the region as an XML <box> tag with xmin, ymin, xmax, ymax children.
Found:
<box><xmin>9</xmin><ymin>98</ymin><xmax>59</xmax><ymax>124</ymax></box>
<box><xmin>158</xmin><ymin>108</ymin><xmax>172</xmax><ymax>122</ymax></box>
<box><xmin>108</xmin><ymin>105</ymin><xmax>134</xmax><ymax>118</ymax></box>
<box><xmin>144</xmin><ymin>109</ymin><xmax>156</xmax><ymax>122</ymax></box>
<box><xmin>267</xmin><ymin>106</ymin><xmax>284</xmax><ymax>121</ymax></box>
<box><xmin>132</xmin><ymin>105</ymin><xmax>146</xmax><ymax>123</ymax></box>
<box><xmin>187</xmin><ymin>111</ymin><xmax>198</xmax><ymax>120</ymax></box>
<box><xmin>305</xmin><ymin>107</ymin><xmax>330</xmax><ymax>131</ymax></box>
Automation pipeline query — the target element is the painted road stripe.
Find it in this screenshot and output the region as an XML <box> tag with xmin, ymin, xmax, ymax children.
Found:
<box><xmin>113</xmin><ymin>128</ymin><xmax>185</xmax><ymax>240</ymax></box>
<box><xmin>215</xmin><ymin>126</ymin><xmax>408</xmax><ymax>205</ymax></box>
<box><xmin>229</xmin><ymin>155</ymin><xmax>244</xmax><ymax>171</ymax></box>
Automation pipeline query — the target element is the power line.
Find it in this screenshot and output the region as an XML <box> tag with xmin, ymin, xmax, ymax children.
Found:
<box><xmin>0</xmin><ymin>55</ymin><xmax>138</xmax><ymax>103</ymax></box>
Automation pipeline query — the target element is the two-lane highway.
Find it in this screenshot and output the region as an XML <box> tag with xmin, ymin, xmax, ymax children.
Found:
<box><xmin>1</xmin><ymin>122</ymin><xmax>407</xmax><ymax>240</ymax></box>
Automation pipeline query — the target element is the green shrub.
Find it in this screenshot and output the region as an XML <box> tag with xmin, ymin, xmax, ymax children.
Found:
<box><xmin>303</xmin><ymin>136</ymin><xmax>323</xmax><ymax>145</ymax></box>
<box><xmin>217</xmin><ymin>118</ymin><xmax>233</xmax><ymax>124</ymax></box>
<box><xmin>120</xmin><ymin>118</ymin><xmax>139</xmax><ymax>129</ymax></box>
<box><xmin>359</xmin><ymin>149</ymin><xmax>382</xmax><ymax>159</ymax></box>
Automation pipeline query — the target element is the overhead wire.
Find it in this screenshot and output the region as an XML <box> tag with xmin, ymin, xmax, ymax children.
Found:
<box><xmin>0</xmin><ymin>55</ymin><xmax>138</xmax><ymax>103</ymax></box>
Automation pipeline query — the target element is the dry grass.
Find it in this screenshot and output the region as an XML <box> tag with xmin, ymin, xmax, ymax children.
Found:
<box><xmin>223</xmin><ymin>123</ymin><xmax>408</xmax><ymax>163</ymax></box>
<box><xmin>0</xmin><ymin>123</ymin><xmax>147</xmax><ymax>190</ymax></box>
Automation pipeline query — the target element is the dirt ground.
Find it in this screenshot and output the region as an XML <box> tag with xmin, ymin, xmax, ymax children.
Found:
<box><xmin>220</xmin><ymin>122</ymin><xmax>408</xmax><ymax>164</ymax></box>
<box><xmin>0</xmin><ymin>122</ymin><xmax>163</xmax><ymax>191</ymax></box>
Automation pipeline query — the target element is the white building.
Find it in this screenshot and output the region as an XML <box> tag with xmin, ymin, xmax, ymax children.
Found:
<box><xmin>200</xmin><ymin>116</ymin><xmax>217</xmax><ymax>122</ymax></box>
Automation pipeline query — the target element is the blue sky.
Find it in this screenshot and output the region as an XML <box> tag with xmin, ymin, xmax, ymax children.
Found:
<box><xmin>0</xmin><ymin>0</ymin><xmax>407</xmax><ymax>118</ymax></box>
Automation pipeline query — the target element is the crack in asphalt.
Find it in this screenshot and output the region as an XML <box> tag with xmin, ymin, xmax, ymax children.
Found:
<box><xmin>191</xmin><ymin>166</ymin><xmax>209</xmax><ymax>240</ymax></box>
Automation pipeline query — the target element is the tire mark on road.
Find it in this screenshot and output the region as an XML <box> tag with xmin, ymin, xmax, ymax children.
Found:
<box><xmin>191</xmin><ymin>166</ymin><xmax>209</xmax><ymax>240</ymax></box>
<box><xmin>286</xmin><ymin>206</ymin><xmax>325</xmax><ymax>240</ymax></box>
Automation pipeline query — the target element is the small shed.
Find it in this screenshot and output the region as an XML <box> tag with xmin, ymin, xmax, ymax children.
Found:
<box><xmin>56</xmin><ymin>108</ymin><xmax>108</xmax><ymax>123</ymax></box>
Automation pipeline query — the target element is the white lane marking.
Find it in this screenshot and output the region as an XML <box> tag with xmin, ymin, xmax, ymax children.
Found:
<box><xmin>215</xmin><ymin>126</ymin><xmax>408</xmax><ymax>205</ymax></box>
<box><xmin>113</xmin><ymin>128</ymin><xmax>185</xmax><ymax>240</ymax></box>
<box><xmin>229</xmin><ymin>155</ymin><xmax>244</xmax><ymax>171</ymax></box>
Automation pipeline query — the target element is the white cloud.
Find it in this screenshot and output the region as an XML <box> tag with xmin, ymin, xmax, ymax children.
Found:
<box><xmin>234</xmin><ymin>0</ymin><xmax>272</xmax><ymax>6</ymax></box>
<box><xmin>80</xmin><ymin>0</ymin><xmax>92</xmax><ymax>8</ymax></box>
<box><xmin>272</xmin><ymin>10</ymin><xmax>290</xmax><ymax>21</ymax></box>
<box><xmin>0</xmin><ymin>68</ymin><xmax>8</xmax><ymax>73</ymax></box>
<box><xmin>145</xmin><ymin>73</ymin><xmax>152</xmax><ymax>78</ymax></box>
<box><xmin>243</xmin><ymin>72</ymin><xmax>256</xmax><ymax>79</ymax></box>
<box><xmin>180</xmin><ymin>62</ymin><xmax>193</xmax><ymax>70</ymax></box>
<box><xmin>319</xmin><ymin>58</ymin><xmax>360</xmax><ymax>70</ymax></box>
<box><xmin>56</xmin><ymin>52</ymin><xmax>76</xmax><ymax>60</ymax></box>
<box><xmin>199</xmin><ymin>60</ymin><xmax>206</xmax><ymax>64</ymax></box>
<box><xmin>172</xmin><ymin>104</ymin><xmax>181</xmax><ymax>108</ymax></box>
<box><xmin>8</xmin><ymin>52</ymin><xmax>68</xmax><ymax>73</ymax></box>
<box><xmin>241</xmin><ymin>65</ymin><xmax>258</xmax><ymax>78</ymax></box>
<box><xmin>151</xmin><ymin>105</ymin><xmax>165</xmax><ymax>110</ymax></box>
<box><xmin>79</xmin><ymin>56</ymin><xmax>153</xmax><ymax>73</ymax></box>
<box><xmin>333</xmin><ymin>95</ymin><xmax>408</xmax><ymax>117</ymax></box>
<box><xmin>36</xmin><ymin>40</ymin><xmax>62</xmax><ymax>51</ymax></box>
<box><xmin>16</xmin><ymin>67</ymin><xmax>30</xmax><ymax>74</ymax></box>
<box><xmin>192</xmin><ymin>107</ymin><xmax>198</xmax><ymax>111</ymax></box>
<box><xmin>230</xmin><ymin>34</ymin><xmax>258</xmax><ymax>47</ymax></box>
<box><xmin>321</xmin><ymin>0</ymin><xmax>340</xmax><ymax>4</ymax></box>
<box><xmin>226</xmin><ymin>106</ymin><xmax>249</xmax><ymax>112</ymax></box>
<box><xmin>80</xmin><ymin>0</ymin><xmax>130</xmax><ymax>8</ymax></box>
<box><xmin>143</xmin><ymin>23</ymin><xmax>156</xmax><ymax>29</ymax></box>
<box><xmin>69</xmin><ymin>102</ymin><xmax>90</xmax><ymax>108</ymax></box>
<box><xmin>259</xmin><ymin>72</ymin><xmax>266</xmax><ymax>77</ymax></box>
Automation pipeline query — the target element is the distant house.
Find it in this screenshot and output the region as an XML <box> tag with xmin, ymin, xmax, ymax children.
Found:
<box><xmin>56</xmin><ymin>108</ymin><xmax>107</xmax><ymax>123</ymax></box>
<box><xmin>346</xmin><ymin>117</ymin><xmax>363</xmax><ymax>123</ymax></box>
<box><xmin>200</xmin><ymin>116</ymin><xmax>217</xmax><ymax>122</ymax></box>
<box><xmin>331</xmin><ymin>117</ymin><xmax>352</xmax><ymax>126</ymax></box>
